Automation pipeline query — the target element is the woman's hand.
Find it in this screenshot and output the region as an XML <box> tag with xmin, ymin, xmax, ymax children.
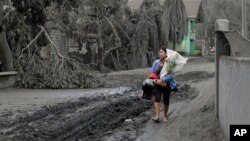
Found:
<box><xmin>165</xmin><ymin>57</ymin><xmax>169</xmax><ymax>62</ymax></box>
<box><xmin>153</xmin><ymin>79</ymin><xmax>167</xmax><ymax>87</ymax></box>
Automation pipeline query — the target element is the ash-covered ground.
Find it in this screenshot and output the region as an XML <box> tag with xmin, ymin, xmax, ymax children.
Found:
<box><xmin>0</xmin><ymin>57</ymin><xmax>225</xmax><ymax>141</ymax></box>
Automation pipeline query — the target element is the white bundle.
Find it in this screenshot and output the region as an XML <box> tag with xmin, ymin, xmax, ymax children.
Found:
<box><xmin>160</xmin><ymin>49</ymin><xmax>188</xmax><ymax>78</ymax></box>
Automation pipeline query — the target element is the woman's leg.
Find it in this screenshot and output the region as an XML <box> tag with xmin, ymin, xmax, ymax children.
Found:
<box><xmin>154</xmin><ymin>102</ymin><xmax>161</xmax><ymax>120</ymax></box>
<box><xmin>153</xmin><ymin>92</ymin><xmax>161</xmax><ymax>121</ymax></box>
<box><xmin>163</xmin><ymin>85</ymin><xmax>171</xmax><ymax>120</ymax></box>
<box><xmin>164</xmin><ymin>105</ymin><xmax>169</xmax><ymax>118</ymax></box>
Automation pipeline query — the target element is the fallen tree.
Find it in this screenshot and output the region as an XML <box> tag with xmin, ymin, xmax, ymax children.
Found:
<box><xmin>16</xmin><ymin>26</ymin><xmax>104</xmax><ymax>89</ymax></box>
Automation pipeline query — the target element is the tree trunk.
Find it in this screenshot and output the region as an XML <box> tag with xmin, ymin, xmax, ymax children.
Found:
<box><xmin>0</xmin><ymin>1</ymin><xmax>13</xmax><ymax>71</ymax></box>
<box><xmin>103</xmin><ymin>16</ymin><xmax>122</xmax><ymax>61</ymax></box>
<box><xmin>15</xmin><ymin>33</ymin><xmax>23</xmax><ymax>57</ymax></box>
<box><xmin>96</xmin><ymin>20</ymin><xmax>108</xmax><ymax>73</ymax></box>
<box><xmin>0</xmin><ymin>31</ymin><xmax>13</xmax><ymax>71</ymax></box>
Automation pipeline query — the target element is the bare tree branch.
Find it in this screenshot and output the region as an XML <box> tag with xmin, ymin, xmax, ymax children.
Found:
<box><xmin>20</xmin><ymin>28</ymin><xmax>44</xmax><ymax>59</ymax></box>
<box><xmin>104</xmin><ymin>16</ymin><xmax>122</xmax><ymax>48</ymax></box>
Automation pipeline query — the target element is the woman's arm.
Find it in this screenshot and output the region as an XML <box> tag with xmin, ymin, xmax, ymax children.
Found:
<box><xmin>160</xmin><ymin>72</ymin><xmax>174</xmax><ymax>82</ymax></box>
<box><xmin>151</xmin><ymin>60</ymin><xmax>158</xmax><ymax>73</ymax></box>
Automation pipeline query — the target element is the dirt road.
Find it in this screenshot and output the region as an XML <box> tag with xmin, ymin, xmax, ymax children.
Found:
<box><xmin>0</xmin><ymin>57</ymin><xmax>225</xmax><ymax>141</ymax></box>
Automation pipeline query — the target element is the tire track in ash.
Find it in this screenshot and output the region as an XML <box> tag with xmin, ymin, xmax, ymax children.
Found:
<box><xmin>0</xmin><ymin>89</ymin><xmax>151</xmax><ymax>141</ymax></box>
<box><xmin>0</xmin><ymin>87</ymin><xmax>135</xmax><ymax>129</ymax></box>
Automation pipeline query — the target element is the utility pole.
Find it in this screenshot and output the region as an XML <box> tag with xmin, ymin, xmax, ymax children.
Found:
<box><xmin>242</xmin><ymin>0</ymin><xmax>248</xmax><ymax>38</ymax></box>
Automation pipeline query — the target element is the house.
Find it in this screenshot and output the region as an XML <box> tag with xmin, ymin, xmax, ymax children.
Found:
<box><xmin>181</xmin><ymin>0</ymin><xmax>205</xmax><ymax>55</ymax></box>
<box><xmin>183</xmin><ymin>0</ymin><xmax>204</xmax><ymax>22</ymax></box>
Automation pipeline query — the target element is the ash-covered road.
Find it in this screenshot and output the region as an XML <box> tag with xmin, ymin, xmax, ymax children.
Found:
<box><xmin>0</xmin><ymin>57</ymin><xmax>224</xmax><ymax>141</ymax></box>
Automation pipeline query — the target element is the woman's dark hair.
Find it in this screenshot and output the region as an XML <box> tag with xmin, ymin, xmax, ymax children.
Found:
<box><xmin>159</xmin><ymin>43</ymin><xmax>167</xmax><ymax>53</ymax></box>
<box><xmin>160</xmin><ymin>48</ymin><xmax>167</xmax><ymax>53</ymax></box>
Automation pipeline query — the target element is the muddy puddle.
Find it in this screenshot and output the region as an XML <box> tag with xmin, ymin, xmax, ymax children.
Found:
<box><xmin>0</xmin><ymin>71</ymin><xmax>213</xmax><ymax>141</ymax></box>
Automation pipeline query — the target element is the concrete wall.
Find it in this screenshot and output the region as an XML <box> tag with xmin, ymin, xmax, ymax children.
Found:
<box><xmin>215</xmin><ymin>27</ymin><xmax>250</xmax><ymax>140</ymax></box>
<box><xmin>218</xmin><ymin>56</ymin><xmax>250</xmax><ymax>140</ymax></box>
<box><xmin>215</xmin><ymin>31</ymin><xmax>230</xmax><ymax>118</ymax></box>
<box><xmin>0</xmin><ymin>71</ymin><xmax>17</xmax><ymax>88</ymax></box>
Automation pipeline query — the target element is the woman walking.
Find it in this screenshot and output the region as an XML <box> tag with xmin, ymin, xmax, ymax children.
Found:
<box><xmin>143</xmin><ymin>47</ymin><xmax>179</xmax><ymax>122</ymax></box>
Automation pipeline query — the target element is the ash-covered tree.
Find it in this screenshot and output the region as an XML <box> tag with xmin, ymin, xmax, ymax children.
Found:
<box><xmin>160</xmin><ymin>0</ymin><xmax>187</xmax><ymax>50</ymax></box>
<box><xmin>66</xmin><ymin>0</ymin><xmax>127</xmax><ymax>72</ymax></box>
<box><xmin>130</xmin><ymin>0</ymin><xmax>187</xmax><ymax>68</ymax></box>
<box><xmin>130</xmin><ymin>0</ymin><xmax>162</xmax><ymax>68</ymax></box>
<box><xmin>0</xmin><ymin>0</ymin><xmax>80</xmax><ymax>72</ymax></box>
<box><xmin>0</xmin><ymin>1</ymin><xmax>13</xmax><ymax>71</ymax></box>
<box><xmin>198</xmin><ymin>0</ymin><xmax>250</xmax><ymax>44</ymax></box>
<box><xmin>5</xmin><ymin>0</ymin><xmax>105</xmax><ymax>88</ymax></box>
